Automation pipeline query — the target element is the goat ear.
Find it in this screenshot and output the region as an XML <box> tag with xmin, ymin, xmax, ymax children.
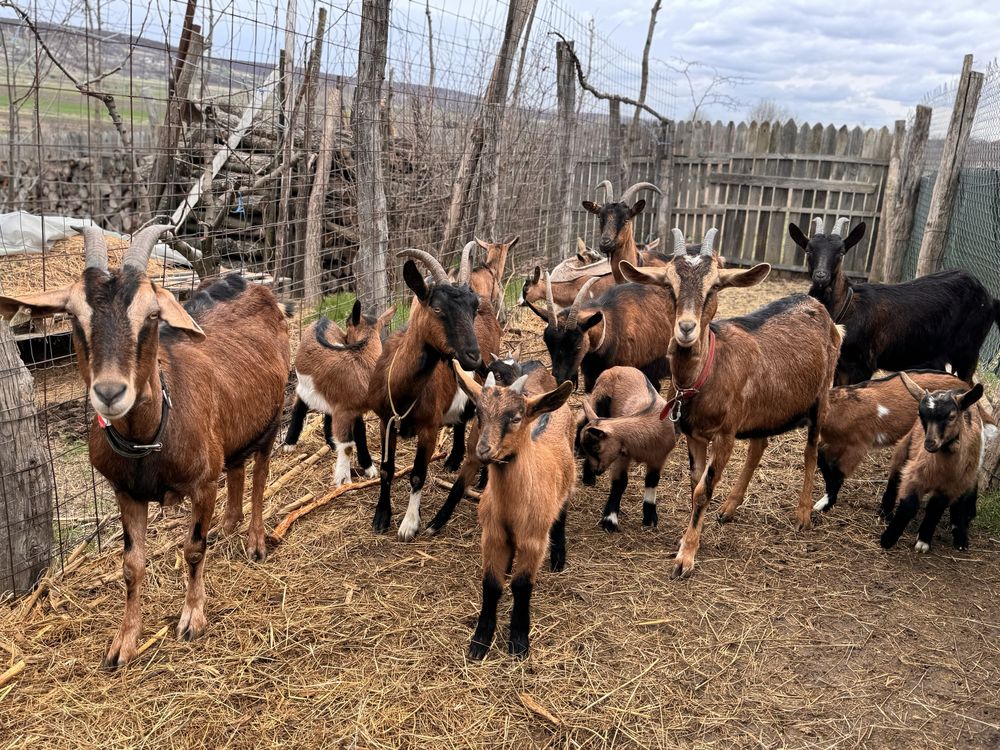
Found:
<box><xmin>530</xmin><ymin>266</ymin><xmax>541</xmax><ymax>284</ymax></box>
<box><xmin>0</xmin><ymin>288</ymin><xmax>72</xmax><ymax>320</ymax></box>
<box><xmin>582</xmin><ymin>398</ymin><xmax>598</xmax><ymax>423</ymax></box>
<box><xmin>375</xmin><ymin>305</ymin><xmax>397</xmax><ymax>331</ymax></box>
<box><xmin>788</xmin><ymin>223</ymin><xmax>809</xmax><ymax>249</ymax></box>
<box><xmin>402</xmin><ymin>260</ymin><xmax>429</xmax><ymax>301</ymax></box>
<box><xmin>154</xmin><ymin>286</ymin><xmax>205</xmax><ymax>341</ymax></box>
<box><xmin>843</xmin><ymin>222</ymin><xmax>867</xmax><ymax>252</ymax></box>
<box><xmin>719</xmin><ymin>263</ymin><xmax>770</xmax><ymax>289</ymax></box>
<box><xmin>645</xmin><ymin>237</ymin><xmax>661</xmax><ymax>252</ymax></box>
<box><xmin>584</xmin><ymin>425</ymin><xmax>606</xmax><ymax>441</ymax></box>
<box><xmin>620</xmin><ymin>260</ymin><xmax>665</xmax><ymax>286</ymax></box>
<box><xmin>526</xmin><ymin>380</ymin><xmax>574</xmax><ymax>419</ymax></box>
<box><xmin>957</xmin><ymin>383</ymin><xmax>984</xmax><ymax>411</ymax></box>
<box><xmin>898</xmin><ymin>372</ymin><xmax>926</xmax><ymax>402</ymax></box>
<box><xmin>581</xmin><ymin>201</ymin><xmax>601</xmax><ymax>215</ymax></box>
<box><xmin>504</xmin><ymin>235</ymin><xmax>519</xmax><ymax>250</ymax></box>
<box><xmin>452</xmin><ymin>360</ymin><xmax>482</xmax><ymax>402</ymax></box>
<box><xmin>628</xmin><ymin>199</ymin><xmax>646</xmax><ymax>218</ymax></box>
<box><xmin>350</xmin><ymin>299</ymin><xmax>362</xmax><ymax>327</ymax></box>
<box><xmin>523</xmin><ymin>299</ymin><xmax>549</xmax><ymax>323</ymax></box>
<box><xmin>580</xmin><ymin>311</ymin><xmax>604</xmax><ymax>332</ymax></box>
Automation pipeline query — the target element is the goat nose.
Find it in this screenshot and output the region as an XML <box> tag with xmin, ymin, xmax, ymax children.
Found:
<box><xmin>813</xmin><ymin>271</ymin><xmax>830</xmax><ymax>282</ymax></box>
<box><xmin>93</xmin><ymin>381</ymin><xmax>127</xmax><ymax>407</ymax></box>
<box><xmin>678</xmin><ymin>321</ymin><xmax>696</xmax><ymax>336</ymax></box>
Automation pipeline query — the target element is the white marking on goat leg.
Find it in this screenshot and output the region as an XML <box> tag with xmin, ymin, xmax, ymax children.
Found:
<box><xmin>603</xmin><ymin>512</ymin><xmax>619</xmax><ymax>528</ymax></box>
<box><xmin>281</xmin><ymin>444</ymin><xmax>296</xmax><ymax>454</ymax></box>
<box><xmin>333</xmin><ymin>441</ymin><xmax>354</xmax><ymax>487</ymax></box>
<box><xmin>914</xmin><ymin>540</ymin><xmax>930</xmax><ymax>553</ymax></box>
<box><xmin>643</xmin><ymin>487</ymin><xmax>657</xmax><ymax>506</ymax></box>
<box><xmin>364</xmin><ymin>464</ymin><xmax>378</xmax><ymax>479</ymax></box>
<box><xmin>944</xmin><ymin>363</ymin><xmax>954</xmax><ymax>374</ymax></box>
<box><xmin>398</xmin><ymin>489</ymin><xmax>421</xmax><ymax>541</ymax></box>
<box><xmin>813</xmin><ymin>494</ymin><xmax>830</xmax><ymax>511</ymax></box>
<box><xmin>876</xmin><ymin>404</ymin><xmax>890</xmax><ymax>418</ymax></box>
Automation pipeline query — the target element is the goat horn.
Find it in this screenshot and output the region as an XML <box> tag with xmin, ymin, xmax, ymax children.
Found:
<box><xmin>831</xmin><ymin>217</ymin><xmax>849</xmax><ymax>237</ymax></box>
<box><xmin>700</xmin><ymin>228</ymin><xmax>718</xmax><ymax>257</ymax></box>
<box><xmin>510</xmin><ymin>373</ymin><xmax>529</xmax><ymax>394</ymax></box>
<box><xmin>543</xmin><ymin>271</ymin><xmax>557</xmax><ymax>327</ymax></box>
<box><xmin>596</xmin><ymin>179</ymin><xmax>614</xmax><ymax>202</ymax></box>
<box><xmin>671</xmin><ymin>227</ymin><xmax>686</xmax><ymax>257</ymax></box>
<box><xmin>458</xmin><ymin>240</ymin><xmax>475</xmax><ymax>286</ymax></box>
<box><xmin>73</xmin><ymin>225</ymin><xmax>109</xmax><ymax>272</ymax></box>
<box><xmin>397</xmin><ymin>248</ymin><xmax>450</xmax><ymax>284</ymax></box>
<box><xmin>620</xmin><ymin>181</ymin><xmax>662</xmax><ymax>204</ymax></box>
<box><xmin>123</xmin><ymin>223</ymin><xmax>173</xmax><ymax>271</ymax></box>
<box><xmin>812</xmin><ymin>217</ymin><xmax>825</xmax><ymax>236</ymax></box>
<box><xmin>484</xmin><ymin>371</ymin><xmax>496</xmax><ymax>388</ymax></box>
<box><xmin>567</xmin><ymin>276</ymin><xmax>598</xmax><ymax>329</ymax></box>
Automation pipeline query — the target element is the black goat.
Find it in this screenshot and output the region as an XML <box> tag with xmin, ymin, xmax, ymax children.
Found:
<box><xmin>790</xmin><ymin>217</ymin><xmax>1000</xmax><ymax>385</ymax></box>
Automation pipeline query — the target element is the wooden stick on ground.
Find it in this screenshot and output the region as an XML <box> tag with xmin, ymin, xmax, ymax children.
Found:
<box><xmin>0</xmin><ymin>660</ymin><xmax>26</xmax><ymax>690</ymax></box>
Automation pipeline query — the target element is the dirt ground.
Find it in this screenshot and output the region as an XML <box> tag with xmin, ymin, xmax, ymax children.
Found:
<box><xmin>3</xmin><ymin>278</ymin><xmax>1000</xmax><ymax>749</ymax></box>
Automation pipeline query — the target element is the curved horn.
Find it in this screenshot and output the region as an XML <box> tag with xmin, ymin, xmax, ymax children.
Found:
<box><xmin>397</xmin><ymin>248</ymin><xmax>449</xmax><ymax>284</ymax></box>
<box><xmin>812</xmin><ymin>217</ymin><xmax>825</xmax><ymax>236</ymax></box>
<box><xmin>596</xmin><ymin>179</ymin><xmax>614</xmax><ymax>202</ymax></box>
<box><xmin>123</xmin><ymin>223</ymin><xmax>173</xmax><ymax>271</ymax></box>
<box><xmin>567</xmin><ymin>276</ymin><xmax>599</xmax><ymax>329</ymax></box>
<box><xmin>671</xmin><ymin>227</ymin><xmax>686</xmax><ymax>257</ymax></box>
<box><xmin>700</xmin><ymin>228</ymin><xmax>718</xmax><ymax>257</ymax></box>
<box><xmin>619</xmin><ymin>181</ymin><xmax>662</xmax><ymax>204</ymax></box>
<box><xmin>73</xmin><ymin>225</ymin><xmax>109</xmax><ymax>272</ymax></box>
<box><xmin>458</xmin><ymin>240</ymin><xmax>475</xmax><ymax>285</ymax></box>
<box><xmin>831</xmin><ymin>217</ymin><xmax>849</xmax><ymax>237</ymax></box>
<box><xmin>543</xmin><ymin>271</ymin><xmax>557</xmax><ymax>327</ymax></box>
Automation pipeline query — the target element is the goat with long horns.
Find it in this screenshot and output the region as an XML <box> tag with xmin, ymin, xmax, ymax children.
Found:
<box><xmin>581</xmin><ymin>179</ymin><xmax>667</xmax><ymax>284</ymax></box>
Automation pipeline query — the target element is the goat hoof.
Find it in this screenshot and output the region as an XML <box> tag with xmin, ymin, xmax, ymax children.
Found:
<box><xmin>671</xmin><ymin>560</ymin><xmax>694</xmax><ymax>579</ymax></box>
<box><xmin>467</xmin><ymin>640</ymin><xmax>490</xmax><ymax>661</ymax></box>
<box><xmin>443</xmin><ymin>456</ymin><xmax>463</xmax><ymax>472</ymax></box>
<box><xmin>248</xmin><ymin>545</ymin><xmax>267</xmax><ymax>563</ymax></box>
<box><xmin>717</xmin><ymin>511</ymin><xmax>734</xmax><ymax>524</ymax></box>
<box><xmin>177</xmin><ymin>608</ymin><xmax>207</xmax><ymax>641</ymax></box>
<box><xmin>372</xmin><ymin>509</ymin><xmax>391</xmax><ymax>534</ymax></box>
<box><xmin>363</xmin><ymin>465</ymin><xmax>378</xmax><ymax>479</ymax></box>
<box><xmin>642</xmin><ymin>506</ymin><xmax>658</xmax><ymax>528</ymax></box>
<box><xmin>281</xmin><ymin>443</ymin><xmax>295</xmax><ymax>454</ymax></box>
<box><xmin>952</xmin><ymin>531</ymin><xmax>969</xmax><ymax>550</ymax></box>
<box><xmin>549</xmin><ymin>552</ymin><xmax>566</xmax><ymax>573</ymax></box>
<box><xmin>914</xmin><ymin>540</ymin><xmax>931</xmax><ymax>553</ymax></box>
<box><xmin>813</xmin><ymin>495</ymin><xmax>832</xmax><ymax>512</ymax></box>
<box><xmin>879</xmin><ymin>531</ymin><xmax>896</xmax><ymax>550</ymax></box>
<box><xmin>582</xmin><ymin>475</ymin><xmax>597</xmax><ymax>487</ymax></box>
<box><xmin>508</xmin><ymin>634</ymin><xmax>530</xmax><ymax>658</ymax></box>
<box><xmin>100</xmin><ymin>642</ymin><xmax>135</xmax><ymax>671</ymax></box>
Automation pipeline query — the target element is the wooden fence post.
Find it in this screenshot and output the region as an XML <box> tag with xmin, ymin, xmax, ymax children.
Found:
<box><xmin>0</xmin><ymin>321</ymin><xmax>53</xmax><ymax>597</ymax></box>
<box><xmin>880</xmin><ymin>105</ymin><xmax>932</xmax><ymax>283</ymax></box>
<box><xmin>352</xmin><ymin>0</ymin><xmax>391</xmax><ymax>310</ymax></box>
<box><xmin>655</xmin><ymin>120</ymin><xmax>675</xmax><ymax>242</ymax></box>
<box><xmin>915</xmin><ymin>55</ymin><xmax>984</xmax><ymax>277</ymax></box>
<box><xmin>608</xmin><ymin>99</ymin><xmax>626</xmax><ymax>191</ymax></box>
<box><xmin>304</xmin><ymin>90</ymin><xmax>336</xmax><ymax>307</ymax></box>
<box><xmin>549</xmin><ymin>39</ymin><xmax>577</xmax><ymax>263</ymax></box>
<box><xmin>868</xmin><ymin>119</ymin><xmax>905</xmax><ymax>282</ymax></box>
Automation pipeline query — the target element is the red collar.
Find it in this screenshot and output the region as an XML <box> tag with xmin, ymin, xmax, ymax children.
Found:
<box><xmin>661</xmin><ymin>328</ymin><xmax>716</xmax><ymax>422</ymax></box>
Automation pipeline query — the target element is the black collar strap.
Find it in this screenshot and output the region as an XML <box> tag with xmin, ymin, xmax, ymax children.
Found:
<box><xmin>834</xmin><ymin>286</ymin><xmax>854</xmax><ymax>324</ymax></box>
<box><xmin>97</xmin><ymin>371</ymin><xmax>171</xmax><ymax>459</ymax></box>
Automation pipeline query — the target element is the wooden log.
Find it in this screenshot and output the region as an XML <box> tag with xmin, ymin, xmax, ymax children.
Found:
<box><xmin>655</xmin><ymin>120</ymin><xmax>676</xmax><ymax>246</ymax></box>
<box><xmin>548</xmin><ymin>39</ymin><xmax>577</xmax><ymax>264</ymax></box>
<box><xmin>867</xmin><ymin>119</ymin><xmax>905</xmax><ymax>282</ymax></box>
<box><xmin>0</xmin><ymin>320</ymin><xmax>53</xmax><ymax>598</ymax></box>
<box><xmin>916</xmin><ymin>55</ymin><xmax>984</xmax><ymax>277</ymax></box>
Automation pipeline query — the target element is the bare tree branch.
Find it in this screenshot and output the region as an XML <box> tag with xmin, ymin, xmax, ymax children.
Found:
<box><xmin>656</xmin><ymin>57</ymin><xmax>747</xmax><ymax>121</ymax></box>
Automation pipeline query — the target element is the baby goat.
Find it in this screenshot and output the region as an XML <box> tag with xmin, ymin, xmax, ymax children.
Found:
<box><xmin>879</xmin><ymin>374</ymin><xmax>986</xmax><ymax>553</ymax></box>
<box><xmin>283</xmin><ymin>300</ymin><xmax>396</xmax><ymax>486</ymax></box>
<box><xmin>579</xmin><ymin>367</ymin><xmax>677</xmax><ymax>532</ymax></box>
<box><xmin>367</xmin><ymin>246</ymin><xmax>501</xmax><ymax>541</ymax></box>
<box><xmin>790</xmin><ymin>217</ymin><xmax>1000</xmax><ymax>384</ymax></box>
<box><xmin>581</xmin><ymin>179</ymin><xmax>665</xmax><ymax>284</ymax></box>
<box><xmin>454</xmin><ymin>362</ymin><xmax>575</xmax><ymax>660</ymax></box>
<box><xmin>622</xmin><ymin>228</ymin><xmax>841</xmax><ymax>578</ymax></box>
<box><xmin>0</xmin><ymin>226</ymin><xmax>290</xmax><ymax>668</ymax></box>
<box><xmin>525</xmin><ymin>271</ymin><xmax>673</xmax><ymax>392</ymax></box>
<box><xmin>816</xmin><ymin>370</ymin><xmax>974</xmax><ymax>512</ymax></box>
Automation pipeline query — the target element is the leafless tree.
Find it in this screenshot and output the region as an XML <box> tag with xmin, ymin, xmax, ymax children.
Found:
<box><xmin>658</xmin><ymin>57</ymin><xmax>746</xmax><ymax>121</ymax></box>
<box><xmin>746</xmin><ymin>98</ymin><xmax>792</xmax><ymax>123</ymax></box>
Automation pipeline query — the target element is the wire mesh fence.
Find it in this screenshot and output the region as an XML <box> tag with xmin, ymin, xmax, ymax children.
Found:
<box><xmin>0</xmin><ymin>0</ymin><xmax>685</xmax><ymax>594</ymax></box>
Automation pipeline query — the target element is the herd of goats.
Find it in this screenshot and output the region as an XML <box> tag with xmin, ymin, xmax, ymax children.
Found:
<box><xmin>2</xmin><ymin>178</ymin><xmax>999</xmax><ymax>666</ymax></box>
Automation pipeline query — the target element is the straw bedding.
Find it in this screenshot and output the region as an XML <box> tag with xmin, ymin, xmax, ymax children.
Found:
<box><xmin>2</xmin><ymin>278</ymin><xmax>1000</xmax><ymax>749</ymax></box>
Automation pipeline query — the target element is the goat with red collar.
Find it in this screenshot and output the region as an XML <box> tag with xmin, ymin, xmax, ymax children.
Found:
<box><xmin>622</xmin><ymin>228</ymin><xmax>843</xmax><ymax>578</ymax></box>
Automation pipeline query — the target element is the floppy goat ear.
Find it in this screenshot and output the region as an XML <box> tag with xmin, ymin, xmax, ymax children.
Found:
<box><xmin>957</xmin><ymin>383</ymin><xmax>984</xmax><ymax>411</ymax></box>
<box><xmin>619</xmin><ymin>260</ymin><xmax>666</xmax><ymax>286</ymax></box>
<box><xmin>788</xmin><ymin>223</ymin><xmax>809</xmax><ymax>250</ymax></box>
<box><xmin>155</xmin><ymin>286</ymin><xmax>205</xmax><ymax>341</ymax></box>
<box><xmin>581</xmin><ymin>201</ymin><xmax>601</xmax><ymax>215</ymax></box>
<box><xmin>580</xmin><ymin>311</ymin><xmax>604</xmax><ymax>332</ymax></box>
<box><xmin>843</xmin><ymin>222</ymin><xmax>867</xmax><ymax>252</ymax></box>
<box><xmin>525</xmin><ymin>380</ymin><xmax>574</xmax><ymax>419</ymax></box>
<box><xmin>719</xmin><ymin>263</ymin><xmax>771</xmax><ymax>289</ymax></box>
<box><xmin>0</xmin><ymin>288</ymin><xmax>72</xmax><ymax>320</ymax></box>
<box><xmin>898</xmin><ymin>372</ymin><xmax>926</xmax><ymax>402</ymax></box>
<box><xmin>452</xmin><ymin>360</ymin><xmax>482</xmax><ymax>402</ymax></box>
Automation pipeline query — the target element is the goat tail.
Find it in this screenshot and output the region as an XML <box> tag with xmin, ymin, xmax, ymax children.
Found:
<box><xmin>833</xmin><ymin>323</ymin><xmax>847</xmax><ymax>343</ymax></box>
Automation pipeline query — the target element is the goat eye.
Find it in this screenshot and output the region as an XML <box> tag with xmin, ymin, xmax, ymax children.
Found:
<box><xmin>148</xmin><ymin>311</ymin><xmax>159</xmax><ymax>321</ymax></box>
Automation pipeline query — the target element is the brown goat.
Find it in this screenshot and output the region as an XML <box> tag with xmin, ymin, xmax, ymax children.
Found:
<box><xmin>622</xmin><ymin>228</ymin><xmax>841</xmax><ymax>578</ymax></box>
<box><xmin>467</xmin><ymin>236</ymin><xmax>518</xmax><ymax>318</ymax></box>
<box><xmin>368</xmin><ymin>246</ymin><xmax>501</xmax><ymax>541</ymax></box>
<box><xmin>816</xmin><ymin>370</ymin><xmax>976</xmax><ymax>512</ymax></box>
<box><xmin>0</xmin><ymin>226</ymin><xmax>290</xmax><ymax>668</ymax></box>
<box><xmin>579</xmin><ymin>367</ymin><xmax>677</xmax><ymax>532</ymax></box>
<box><xmin>454</xmin><ymin>362</ymin><xmax>575</xmax><ymax>659</ymax></box>
<box><xmin>581</xmin><ymin>179</ymin><xmax>666</xmax><ymax>284</ymax></box>
<box><xmin>283</xmin><ymin>299</ymin><xmax>396</xmax><ymax>486</ymax></box>
<box><xmin>879</xmin><ymin>374</ymin><xmax>987</xmax><ymax>553</ymax></box>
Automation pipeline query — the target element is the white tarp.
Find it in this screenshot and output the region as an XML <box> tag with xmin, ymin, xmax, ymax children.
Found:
<box><xmin>0</xmin><ymin>212</ymin><xmax>192</xmax><ymax>267</ymax></box>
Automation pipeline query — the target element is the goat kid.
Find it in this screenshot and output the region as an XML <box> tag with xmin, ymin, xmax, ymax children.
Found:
<box><xmin>0</xmin><ymin>227</ymin><xmax>290</xmax><ymax>668</ymax></box>
<box><xmin>622</xmin><ymin>228</ymin><xmax>841</xmax><ymax>578</ymax></box>
<box><xmin>581</xmin><ymin>179</ymin><xmax>665</xmax><ymax>284</ymax></box>
<box><xmin>284</xmin><ymin>299</ymin><xmax>395</xmax><ymax>486</ymax></box>
<box><xmin>879</xmin><ymin>374</ymin><xmax>987</xmax><ymax>553</ymax></box>
<box><xmin>579</xmin><ymin>366</ymin><xmax>677</xmax><ymax>532</ymax></box>
<box><xmin>790</xmin><ymin>217</ymin><xmax>1000</xmax><ymax>384</ymax></box>
<box><xmin>816</xmin><ymin>370</ymin><xmax>987</xmax><ymax>512</ymax></box>
<box><xmin>367</xmin><ymin>246</ymin><xmax>501</xmax><ymax>541</ymax></box>
<box><xmin>453</xmin><ymin>362</ymin><xmax>575</xmax><ymax>659</ymax></box>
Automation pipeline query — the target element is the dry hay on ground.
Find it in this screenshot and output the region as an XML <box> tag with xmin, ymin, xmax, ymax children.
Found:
<box><xmin>3</xmin><ymin>278</ymin><xmax>1000</xmax><ymax>749</ymax></box>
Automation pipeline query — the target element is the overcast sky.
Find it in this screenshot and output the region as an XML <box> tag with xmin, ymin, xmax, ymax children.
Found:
<box><xmin>573</xmin><ymin>0</ymin><xmax>997</xmax><ymax>126</ymax></box>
